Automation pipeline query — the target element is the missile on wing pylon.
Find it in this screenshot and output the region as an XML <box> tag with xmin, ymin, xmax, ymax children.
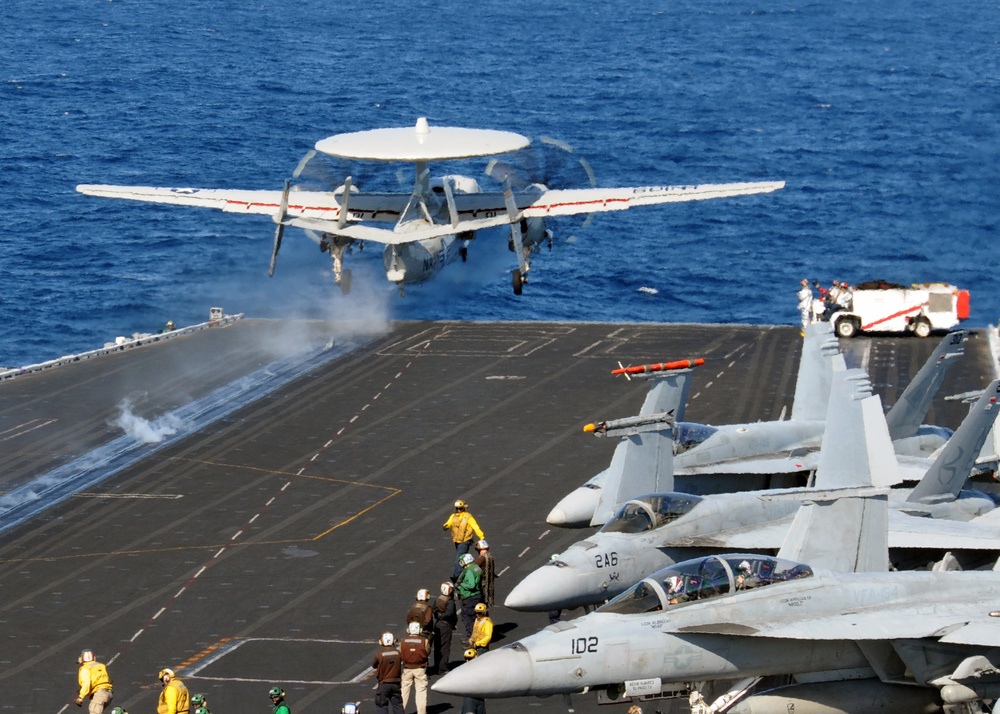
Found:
<box><xmin>611</xmin><ymin>357</ymin><xmax>705</xmax><ymax>378</ymax></box>
<box><xmin>583</xmin><ymin>410</ymin><xmax>676</xmax><ymax>438</ymax></box>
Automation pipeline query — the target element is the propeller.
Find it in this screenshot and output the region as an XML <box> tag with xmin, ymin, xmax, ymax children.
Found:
<box><xmin>268</xmin><ymin>178</ymin><xmax>291</xmax><ymax>277</ymax></box>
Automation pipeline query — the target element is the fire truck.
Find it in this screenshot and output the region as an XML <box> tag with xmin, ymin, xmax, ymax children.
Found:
<box><xmin>822</xmin><ymin>281</ymin><xmax>970</xmax><ymax>338</ymax></box>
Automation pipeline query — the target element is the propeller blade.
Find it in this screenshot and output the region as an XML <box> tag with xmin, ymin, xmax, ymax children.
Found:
<box><xmin>268</xmin><ymin>179</ymin><xmax>292</xmax><ymax>277</ymax></box>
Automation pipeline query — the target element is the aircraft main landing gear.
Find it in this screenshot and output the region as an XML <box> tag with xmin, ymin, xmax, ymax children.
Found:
<box><xmin>512</xmin><ymin>269</ymin><xmax>525</xmax><ymax>295</ymax></box>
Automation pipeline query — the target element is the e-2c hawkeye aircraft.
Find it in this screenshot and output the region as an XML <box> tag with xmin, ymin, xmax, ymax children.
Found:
<box><xmin>76</xmin><ymin>118</ymin><xmax>784</xmax><ymax>296</ymax></box>
<box><xmin>547</xmin><ymin>324</ymin><xmax>968</xmax><ymax>527</ymax></box>
<box><xmin>506</xmin><ymin>371</ymin><xmax>1000</xmax><ymax>612</ymax></box>
<box><xmin>435</xmin><ymin>385</ymin><xmax>1000</xmax><ymax>714</ymax></box>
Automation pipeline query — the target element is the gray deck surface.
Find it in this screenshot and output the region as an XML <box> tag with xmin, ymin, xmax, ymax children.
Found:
<box><xmin>0</xmin><ymin>320</ymin><xmax>994</xmax><ymax>714</ymax></box>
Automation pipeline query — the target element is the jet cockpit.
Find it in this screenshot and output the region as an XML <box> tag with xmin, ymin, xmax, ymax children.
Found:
<box><xmin>598</xmin><ymin>554</ymin><xmax>813</xmax><ymax>615</ymax></box>
<box><xmin>600</xmin><ymin>493</ymin><xmax>703</xmax><ymax>534</ymax></box>
<box><xmin>675</xmin><ymin>422</ymin><xmax>719</xmax><ymax>453</ymax></box>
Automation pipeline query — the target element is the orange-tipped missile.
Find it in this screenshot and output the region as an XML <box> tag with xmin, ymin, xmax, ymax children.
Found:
<box><xmin>611</xmin><ymin>358</ymin><xmax>705</xmax><ymax>376</ymax></box>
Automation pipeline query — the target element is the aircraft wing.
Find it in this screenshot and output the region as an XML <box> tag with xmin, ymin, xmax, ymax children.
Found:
<box><xmin>657</xmin><ymin>515</ymin><xmax>794</xmax><ymax>550</ymax></box>
<box><xmin>675</xmin><ymin>452</ymin><xmax>819</xmax><ymax>476</ymax></box>
<box><xmin>682</xmin><ymin>605</ymin><xmax>1000</xmax><ymax>645</ymax></box>
<box><xmin>513</xmin><ymin>181</ymin><xmax>786</xmax><ymax>217</ymax></box>
<box><xmin>886</xmin><ymin>510</ymin><xmax>1000</xmax><ymax>549</ymax></box>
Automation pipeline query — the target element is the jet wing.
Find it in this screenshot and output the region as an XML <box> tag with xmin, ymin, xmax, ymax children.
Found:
<box><xmin>886</xmin><ymin>510</ymin><xmax>1000</xmax><ymax>549</ymax></box>
<box><xmin>513</xmin><ymin>181</ymin><xmax>786</xmax><ymax>218</ymax></box>
<box><xmin>682</xmin><ymin>605</ymin><xmax>1000</xmax><ymax>645</ymax></box>
<box><xmin>657</xmin><ymin>515</ymin><xmax>794</xmax><ymax>550</ymax></box>
<box><xmin>675</xmin><ymin>452</ymin><xmax>819</xmax><ymax>476</ymax></box>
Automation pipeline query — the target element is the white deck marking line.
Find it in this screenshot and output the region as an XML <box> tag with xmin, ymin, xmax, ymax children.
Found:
<box><xmin>325</xmin><ymin>440</ymin><xmax>333</xmax><ymax>448</ymax></box>
<box><xmin>249</xmin><ymin>514</ymin><xmax>259</xmax><ymax>524</ymax></box>
<box><xmin>153</xmin><ymin>607</ymin><xmax>166</xmax><ymax>620</ymax></box>
<box><xmin>384</xmin><ymin>383</ymin><xmax>392</xmax><ymax>390</ymax></box>
<box><xmin>351</xmin><ymin>668</ymin><xmax>377</xmax><ymax>684</ymax></box>
<box><xmin>130</xmin><ymin>630</ymin><xmax>143</xmax><ymax>642</ymax></box>
<box><xmin>0</xmin><ymin>418</ymin><xmax>57</xmax><ymax>441</ymax></box>
<box><xmin>717</xmin><ymin>372</ymin><xmax>725</xmax><ymax>378</ymax></box>
<box><xmin>214</xmin><ymin>548</ymin><xmax>225</xmax><ymax>558</ymax></box>
<box><xmin>107</xmin><ymin>652</ymin><xmax>121</xmax><ymax>666</ymax></box>
<box><xmin>195</xmin><ymin>566</ymin><xmax>207</xmax><ymax>578</ymax></box>
<box><xmin>729</xmin><ymin>361</ymin><xmax>736</xmax><ymax>368</ymax></box>
<box><xmin>691</xmin><ymin>392</ymin><xmax>701</xmax><ymax>400</ymax></box>
<box><xmin>518</xmin><ymin>547</ymin><xmax>530</xmax><ymax>558</ymax></box>
<box><xmin>296</xmin><ymin>467</ymin><xmax>305</xmax><ymax>475</ymax></box>
<box><xmin>538</xmin><ymin>529</ymin><xmax>550</xmax><ymax>540</ymax></box>
<box><xmin>310</xmin><ymin>454</ymin><xmax>319</xmax><ymax>461</ymax></box>
<box><xmin>497</xmin><ymin>566</ymin><xmax>510</xmax><ymax>578</ymax></box>
<box><xmin>373</xmin><ymin>392</ymin><xmax>381</xmax><ymax>400</ymax></box>
<box><xmin>266</xmin><ymin>497</ymin><xmax>275</xmax><ymax>506</ymax></box>
<box><xmin>704</xmin><ymin>381</ymin><xmax>714</xmax><ymax>389</ymax></box>
<box><xmin>281</xmin><ymin>482</ymin><xmax>291</xmax><ymax>491</ymax></box>
<box><xmin>175</xmin><ymin>587</ymin><xmax>186</xmax><ymax>598</ymax></box>
<box><xmin>337</xmin><ymin>427</ymin><xmax>345</xmax><ymax>435</ymax></box>
<box><xmin>574</xmin><ymin>340</ymin><xmax>604</xmax><ymax>356</ymax></box>
<box><xmin>56</xmin><ymin>704</ymin><xmax>70</xmax><ymax>714</ymax></box>
<box><xmin>395</xmin><ymin>372</ymin><xmax>403</xmax><ymax>379</ymax></box>
<box><xmin>361</xmin><ymin>404</ymin><xmax>369</xmax><ymax>411</ymax></box>
<box><xmin>231</xmin><ymin>530</ymin><xmax>243</xmax><ymax>541</ymax></box>
<box><xmin>349</xmin><ymin>415</ymin><xmax>358</xmax><ymax>423</ymax></box>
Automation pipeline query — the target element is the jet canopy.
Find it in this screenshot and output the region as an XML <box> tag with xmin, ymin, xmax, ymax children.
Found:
<box><xmin>598</xmin><ymin>554</ymin><xmax>813</xmax><ymax>615</ymax></box>
<box><xmin>600</xmin><ymin>493</ymin><xmax>703</xmax><ymax>534</ymax></box>
<box><xmin>675</xmin><ymin>422</ymin><xmax>718</xmax><ymax>454</ymax></box>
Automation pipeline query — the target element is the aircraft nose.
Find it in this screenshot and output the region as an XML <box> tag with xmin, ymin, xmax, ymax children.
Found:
<box><xmin>546</xmin><ymin>486</ymin><xmax>601</xmax><ymax>527</ymax></box>
<box><xmin>432</xmin><ymin>646</ymin><xmax>534</xmax><ymax>697</ymax></box>
<box><xmin>505</xmin><ymin>561</ymin><xmax>590</xmax><ymax>611</ymax></box>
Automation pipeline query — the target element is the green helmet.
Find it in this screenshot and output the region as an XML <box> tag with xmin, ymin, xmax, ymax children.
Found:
<box><xmin>269</xmin><ymin>686</ymin><xmax>285</xmax><ymax>699</ymax></box>
<box><xmin>110</xmin><ymin>708</ymin><xmax>127</xmax><ymax>714</ymax></box>
<box><xmin>194</xmin><ymin>708</ymin><xmax>210</xmax><ymax>714</ymax></box>
<box><xmin>191</xmin><ymin>694</ymin><xmax>206</xmax><ymax>705</ymax></box>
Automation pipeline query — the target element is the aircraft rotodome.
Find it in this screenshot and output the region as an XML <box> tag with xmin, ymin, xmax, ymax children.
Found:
<box><xmin>77</xmin><ymin>118</ymin><xmax>785</xmax><ymax>296</ymax></box>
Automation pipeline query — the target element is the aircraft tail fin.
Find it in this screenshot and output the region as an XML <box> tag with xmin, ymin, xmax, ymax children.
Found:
<box><xmin>776</xmin><ymin>490</ymin><xmax>888</xmax><ymax>573</ymax></box>
<box><xmin>907</xmin><ymin>379</ymin><xmax>1000</xmax><ymax>504</ymax></box>
<box><xmin>590</xmin><ymin>429</ymin><xmax>674</xmax><ymax>527</ymax></box>
<box><xmin>790</xmin><ymin>323</ymin><xmax>846</xmax><ymax>422</ymax></box>
<box><xmin>815</xmin><ymin>369</ymin><xmax>900</xmax><ymax>489</ymax></box>
<box><xmin>639</xmin><ymin>368</ymin><xmax>694</xmax><ymax>422</ymax></box>
<box><xmin>885</xmin><ymin>331</ymin><xmax>967</xmax><ymax>441</ymax></box>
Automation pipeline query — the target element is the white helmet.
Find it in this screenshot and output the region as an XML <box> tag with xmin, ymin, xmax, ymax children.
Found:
<box><xmin>407</xmin><ymin>621</ymin><xmax>421</xmax><ymax>636</ymax></box>
<box><xmin>666</xmin><ymin>576</ymin><xmax>683</xmax><ymax>594</ymax></box>
<box><xmin>416</xmin><ymin>589</ymin><xmax>430</xmax><ymax>601</ymax></box>
<box><xmin>477</xmin><ymin>539</ymin><xmax>489</xmax><ymax>550</ymax></box>
<box><xmin>459</xmin><ymin>553</ymin><xmax>475</xmax><ymax>567</ymax></box>
<box><xmin>440</xmin><ymin>582</ymin><xmax>453</xmax><ymax>596</ymax></box>
<box><xmin>380</xmin><ymin>632</ymin><xmax>394</xmax><ymax>646</ymax></box>
<box><xmin>738</xmin><ymin>560</ymin><xmax>751</xmax><ymax>573</ymax></box>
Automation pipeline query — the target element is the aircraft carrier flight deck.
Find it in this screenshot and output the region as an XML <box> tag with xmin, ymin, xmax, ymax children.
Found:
<box><xmin>0</xmin><ymin>319</ymin><xmax>996</xmax><ymax>714</ymax></box>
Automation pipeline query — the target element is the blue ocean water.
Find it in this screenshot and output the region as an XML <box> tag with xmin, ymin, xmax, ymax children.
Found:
<box><xmin>2</xmin><ymin>0</ymin><xmax>998</xmax><ymax>367</ymax></box>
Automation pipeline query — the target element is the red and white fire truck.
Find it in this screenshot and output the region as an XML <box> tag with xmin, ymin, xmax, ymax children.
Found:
<box><xmin>823</xmin><ymin>281</ymin><xmax>970</xmax><ymax>338</ymax></box>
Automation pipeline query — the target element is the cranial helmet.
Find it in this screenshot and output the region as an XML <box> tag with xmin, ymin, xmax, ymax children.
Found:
<box><xmin>440</xmin><ymin>582</ymin><xmax>453</xmax><ymax>595</ymax></box>
<box><xmin>269</xmin><ymin>686</ymin><xmax>285</xmax><ymax>699</ymax></box>
<box><xmin>407</xmin><ymin>621</ymin><xmax>421</xmax><ymax>636</ymax></box>
<box><xmin>158</xmin><ymin>668</ymin><xmax>174</xmax><ymax>682</ymax></box>
<box><xmin>380</xmin><ymin>632</ymin><xmax>395</xmax><ymax>647</ymax></box>
<box><xmin>477</xmin><ymin>539</ymin><xmax>489</xmax><ymax>550</ymax></box>
<box><xmin>195</xmin><ymin>709</ymin><xmax>209</xmax><ymax>714</ymax></box>
<box><xmin>459</xmin><ymin>553</ymin><xmax>475</xmax><ymax>567</ymax></box>
<box><xmin>191</xmin><ymin>694</ymin><xmax>206</xmax><ymax>705</ymax></box>
<box><xmin>79</xmin><ymin>649</ymin><xmax>95</xmax><ymax>664</ymax></box>
<box><xmin>454</xmin><ymin>499</ymin><xmax>467</xmax><ymax>510</ymax></box>
<box><xmin>474</xmin><ymin>603</ymin><xmax>488</xmax><ymax>615</ymax></box>
<box><xmin>738</xmin><ymin>560</ymin><xmax>752</xmax><ymax>572</ymax></box>
<box><xmin>110</xmin><ymin>708</ymin><xmax>127</xmax><ymax>714</ymax></box>
<box><xmin>463</xmin><ymin>649</ymin><xmax>477</xmax><ymax>660</ymax></box>
<box><xmin>417</xmin><ymin>588</ymin><xmax>430</xmax><ymax>601</ymax></box>
<box><xmin>666</xmin><ymin>576</ymin><xmax>683</xmax><ymax>593</ymax></box>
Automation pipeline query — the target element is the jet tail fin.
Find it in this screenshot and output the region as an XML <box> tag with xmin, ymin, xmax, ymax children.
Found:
<box><xmin>885</xmin><ymin>330</ymin><xmax>967</xmax><ymax>441</ymax></box>
<box><xmin>790</xmin><ymin>323</ymin><xmax>846</xmax><ymax>422</ymax></box>
<box><xmin>814</xmin><ymin>369</ymin><xmax>900</xmax><ymax>489</ymax></box>
<box><xmin>590</xmin><ymin>429</ymin><xmax>674</xmax><ymax>526</ymax></box>
<box><xmin>776</xmin><ymin>490</ymin><xmax>888</xmax><ymax>572</ymax></box>
<box><xmin>907</xmin><ymin>379</ymin><xmax>1000</xmax><ymax>504</ymax></box>
<box><xmin>588</xmin><ymin>369</ymin><xmax>692</xmax><ymax>526</ymax></box>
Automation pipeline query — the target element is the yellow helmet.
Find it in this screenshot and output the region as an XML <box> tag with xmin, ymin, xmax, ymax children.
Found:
<box><xmin>463</xmin><ymin>649</ymin><xmax>477</xmax><ymax>660</ymax></box>
<box><xmin>454</xmin><ymin>499</ymin><xmax>467</xmax><ymax>510</ymax></box>
<box><xmin>158</xmin><ymin>668</ymin><xmax>174</xmax><ymax>682</ymax></box>
<box><xmin>474</xmin><ymin>603</ymin><xmax>488</xmax><ymax>615</ymax></box>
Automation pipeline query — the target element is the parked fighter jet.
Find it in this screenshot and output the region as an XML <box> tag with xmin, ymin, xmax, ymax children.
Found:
<box><xmin>76</xmin><ymin>118</ymin><xmax>784</xmax><ymax>296</ymax></box>
<box><xmin>548</xmin><ymin>325</ymin><xmax>967</xmax><ymax>527</ymax></box>
<box><xmin>506</xmin><ymin>372</ymin><xmax>1000</xmax><ymax>612</ymax></box>
<box><xmin>435</xmin><ymin>415</ymin><xmax>1000</xmax><ymax>714</ymax></box>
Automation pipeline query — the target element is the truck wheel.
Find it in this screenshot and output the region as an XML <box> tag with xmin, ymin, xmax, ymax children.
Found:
<box><xmin>835</xmin><ymin>318</ymin><xmax>858</xmax><ymax>338</ymax></box>
<box><xmin>913</xmin><ymin>318</ymin><xmax>931</xmax><ymax>338</ymax></box>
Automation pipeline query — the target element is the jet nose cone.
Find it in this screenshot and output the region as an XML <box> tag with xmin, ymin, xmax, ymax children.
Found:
<box><xmin>506</xmin><ymin>561</ymin><xmax>588</xmax><ymax>611</ymax></box>
<box><xmin>432</xmin><ymin>646</ymin><xmax>534</xmax><ymax>697</ymax></box>
<box><xmin>546</xmin><ymin>486</ymin><xmax>601</xmax><ymax>527</ymax></box>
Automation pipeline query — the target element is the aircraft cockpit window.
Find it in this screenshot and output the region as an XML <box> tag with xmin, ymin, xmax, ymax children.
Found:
<box><xmin>601</xmin><ymin>501</ymin><xmax>655</xmax><ymax>534</ymax></box>
<box><xmin>648</xmin><ymin>493</ymin><xmax>703</xmax><ymax>527</ymax></box>
<box><xmin>649</xmin><ymin>555</ymin><xmax>815</xmax><ymax>608</ymax></box>
<box><xmin>675</xmin><ymin>422</ymin><xmax>718</xmax><ymax>454</ymax></box>
<box><xmin>598</xmin><ymin>580</ymin><xmax>663</xmax><ymax>615</ymax></box>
